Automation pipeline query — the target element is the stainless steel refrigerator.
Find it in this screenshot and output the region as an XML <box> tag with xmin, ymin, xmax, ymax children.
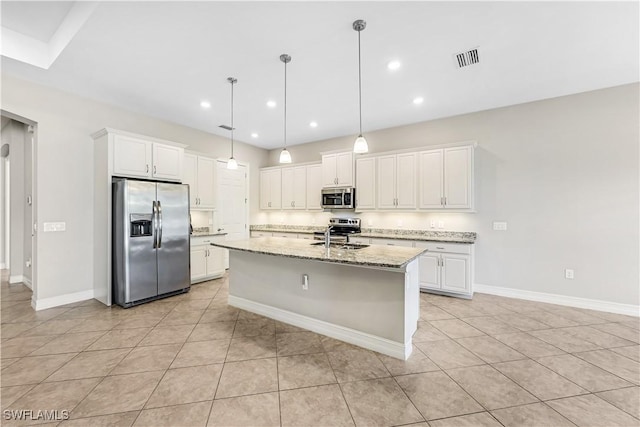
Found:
<box><xmin>113</xmin><ymin>178</ymin><xmax>190</xmax><ymax>307</ymax></box>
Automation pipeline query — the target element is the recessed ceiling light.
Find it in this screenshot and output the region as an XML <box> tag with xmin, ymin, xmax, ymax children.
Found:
<box><xmin>387</xmin><ymin>60</ymin><xmax>401</xmax><ymax>71</ymax></box>
<box><xmin>251</xmin><ymin>133</ymin><xmax>259</xmax><ymax>138</ymax></box>
<box><xmin>309</xmin><ymin>121</ymin><xmax>318</xmax><ymax>128</ymax></box>
<box><xmin>266</xmin><ymin>100</ymin><xmax>277</xmax><ymax>108</ymax></box>
<box><xmin>200</xmin><ymin>100</ymin><xmax>211</xmax><ymax>109</ymax></box>
<box><xmin>413</xmin><ymin>97</ymin><xmax>424</xmax><ymax>105</ymax></box>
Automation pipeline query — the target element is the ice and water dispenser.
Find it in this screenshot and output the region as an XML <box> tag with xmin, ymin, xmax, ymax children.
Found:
<box><xmin>130</xmin><ymin>214</ymin><xmax>153</xmax><ymax>237</ymax></box>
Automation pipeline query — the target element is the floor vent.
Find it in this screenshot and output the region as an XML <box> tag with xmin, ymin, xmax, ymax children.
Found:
<box><xmin>455</xmin><ymin>48</ymin><xmax>479</xmax><ymax>68</ymax></box>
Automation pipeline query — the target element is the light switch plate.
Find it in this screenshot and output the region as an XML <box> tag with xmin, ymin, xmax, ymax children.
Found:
<box><xmin>44</xmin><ymin>222</ymin><xmax>66</xmax><ymax>232</ymax></box>
<box><xmin>493</xmin><ymin>221</ymin><xmax>508</xmax><ymax>231</ymax></box>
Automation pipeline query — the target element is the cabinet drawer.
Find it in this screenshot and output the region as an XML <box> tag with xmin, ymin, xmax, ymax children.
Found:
<box><xmin>414</xmin><ymin>241</ymin><xmax>471</xmax><ymax>255</ymax></box>
<box><xmin>251</xmin><ymin>231</ymin><xmax>272</xmax><ymax>238</ymax></box>
<box><xmin>271</xmin><ymin>232</ymin><xmax>299</xmax><ymax>238</ymax></box>
<box><xmin>191</xmin><ymin>235</ymin><xmax>224</xmax><ymax>247</ymax></box>
<box><xmin>297</xmin><ymin>233</ymin><xmax>314</xmax><ymax>240</ymax></box>
<box><xmin>349</xmin><ymin>237</ymin><xmax>370</xmax><ymax>244</ymax></box>
<box><xmin>369</xmin><ymin>237</ymin><xmax>414</xmax><ymax>247</ymax></box>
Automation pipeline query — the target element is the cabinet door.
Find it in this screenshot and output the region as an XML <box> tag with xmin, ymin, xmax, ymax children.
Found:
<box><xmin>183</xmin><ymin>154</ymin><xmax>198</xmax><ymax>207</ymax></box>
<box><xmin>113</xmin><ymin>135</ymin><xmax>152</xmax><ymax>178</ymax></box>
<box><xmin>322</xmin><ymin>154</ymin><xmax>337</xmax><ymax>187</ymax></box>
<box><xmin>292</xmin><ymin>166</ymin><xmax>307</xmax><ymax>209</ymax></box>
<box><xmin>152</xmin><ymin>144</ymin><xmax>183</xmax><ymax>181</ymax></box>
<box><xmin>419</xmin><ymin>150</ymin><xmax>444</xmax><ymax>209</ymax></box>
<box><xmin>336</xmin><ymin>152</ymin><xmax>354</xmax><ymax>186</ymax></box>
<box><xmin>396</xmin><ymin>153</ymin><xmax>417</xmax><ymax>209</ymax></box>
<box><xmin>260</xmin><ymin>170</ymin><xmax>270</xmax><ymax>210</ymax></box>
<box><xmin>306</xmin><ymin>164</ymin><xmax>323</xmax><ymax>210</ymax></box>
<box><xmin>197</xmin><ymin>156</ymin><xmax>216</xmax><ymax>209</ymax></box>
<box><xmin>356</xmin><ymin>157</ymin><xmax>376</xmax><ymax>210</ymax></box>
<box><xmin>441</xmin><ymin>254</ymin><xmax>470</xmax><ymax>294</ymax></box>
<box><xmin>190</xmin><ymin>247</ymin><xmax>207</xmax><ymax>282</ymax></box>
<box><xmin>206</xmin><ymin>246</ymin><xmax>225</xmax><ymax>277</ymax></box>
<box><xmin>418</xmin><ymin>253</ymin><xmax>441</xmax><ymax>290</ymax></box>
<box><xmin>443</xmin><ymin>146</ymin><xmax>472</xmax><ymax>209</ymax></box>
<box><xmin>270</xmin><ymin>169</ymin><xmax>282</xmax><ymax>209</ymax></box>
<box><xmin>281</xmin><ymin>168</ymin><xmax>294</xmax><ymax>209</ymax></box>
<box><xmin>377</xmin><ymin>155</ymin><xmax>397</xmax><ymax>209</ymax></box>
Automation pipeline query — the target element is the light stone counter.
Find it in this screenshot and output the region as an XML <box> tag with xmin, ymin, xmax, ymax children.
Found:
<box><xmin>211</xmin><ymin>237</ymin><xmax>426</xmax><ymax>270</ymax></box>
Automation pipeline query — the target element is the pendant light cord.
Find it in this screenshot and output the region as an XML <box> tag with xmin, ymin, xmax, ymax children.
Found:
<box><xmin>230</xmin><ymin>79</ymin><xmax>234</xmax><ymax>157</ymax></box>
<box><xmin>358</xmin><ymin>28</ymin><xmax>363</xmax><ymax>136</ymax></box>
<box><xmin>284</xmin><ymin>59</ymin><xmax>287</xmax><ymax>149</ymax></box>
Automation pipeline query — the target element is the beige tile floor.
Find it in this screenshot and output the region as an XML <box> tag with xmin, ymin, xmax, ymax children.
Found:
<box><xmin>1</xmin><ymin>270</ymin><xmax>639</xmax><ymax>426</ymax></box>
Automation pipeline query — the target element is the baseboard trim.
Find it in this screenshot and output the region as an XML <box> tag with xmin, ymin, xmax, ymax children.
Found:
<box><xmin>474</xmin><ymin>283</ymin><xmax>639</xmax><ymax>317</ymax></box>
<box><xmin>0</xmin><ymin>262</ymin><xmax>6</xmax><ymax>269</ymax></box>
<box><xmin>22</xmin><ymin>276</ymin><xmax>32</xmax><ymax>290</ymax></box>
<box><xmin>229</xmin><ymin>295</ymin><xmax>411</xmax><ymax>359</ymax></box>
<box><xmin>9</xmin><ymin>275</ymin><xmax>24</xmax><ymax>284</ymax></box>
<box><xmin>32</xmin><ymin>289</ymin><xmax>95</xmax><ymax>311</ymax></box>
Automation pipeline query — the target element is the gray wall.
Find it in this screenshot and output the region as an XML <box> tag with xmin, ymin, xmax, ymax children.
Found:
<box><xmin>264</xmin><ymin>84</ymin><xmax>639</xmax><ymax>307</ymax></box>
<box><xmin>1</xmin><ymin>74</ymin><xmax>269</xmax><ymax>301</ymax></box>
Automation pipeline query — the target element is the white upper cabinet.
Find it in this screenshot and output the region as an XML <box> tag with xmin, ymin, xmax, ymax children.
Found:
<box><xmin>183</xmin><ymin>154</ymin><xmax>216</xmax><ymax>209</ymax></box>
<box><xmin>306</xmin><ymin>164</ymin><xmax>323</xmax><ymax>210</ymax></box>
<box><xmin>355</xmin><ymin>157</ymin><xmax>376</xmax><ymax>210</ymax></box>
<box><xmin>112</xmin><ymin>133</ymin><xmax>183</xmax><ymax>182</ymax></box>
<box><xmin>260</xmin><ymin>168</ymin><xmax>282</xmax><ymax>210</ymax></box>
<box><xmin>281</xmin><ymin>166</ymin><xmax>306</xmax><ymax>210</ymax></box>
<box><xmin>377</xmin><ymin>153</ymin><xmax>416</xmax><ymax>209</ymax></box>
<box><xmin>322</xmin><ymin>152</ymin><xmax>354</xmax><ymax>187</ymax></box>
<box><xmin>419</xmin><ymin>146</ymin><xmax>473</xmax><ymax>210</ymax></box>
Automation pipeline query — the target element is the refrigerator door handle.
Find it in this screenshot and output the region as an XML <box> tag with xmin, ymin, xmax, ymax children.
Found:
<box><xmin>152</xmin><ymin>201</ymin><xmax>158</xmax><ymax>248</ymax></box>
<box><xmin>157</xmin><ymin>201</ymin><xmax>163</xmax><ymax>248</ymax></box>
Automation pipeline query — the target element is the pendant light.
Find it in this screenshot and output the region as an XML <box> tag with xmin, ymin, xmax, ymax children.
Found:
<box><xmin>353</xmin><ymin>19</ymin><xmax>369</xmax><ymax>154</ymax></box>
<box><xmin>279</xmin><ymin>54</ymin><xmax>292</xmax><ymax>164</ymax></box>
<box><xmin>226</xmin><ymin>77</ymin><xmax>238</xmax><ymax>170</ymax></box>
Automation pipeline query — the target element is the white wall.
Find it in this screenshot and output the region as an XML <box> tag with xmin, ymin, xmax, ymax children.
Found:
<box><xmin>1</xmin><ymin>74</ymin><xmax>269</xmax><ymax>302</ymax></box>
<box><xmin>263</xmin><ymin>84</ymin><xmax>640</xmax><ymax>307</ymax></box>
<box><xmin>23</xmin><ymin>122</ymin><xmax>33</xmax><ymax>284</ymax></box>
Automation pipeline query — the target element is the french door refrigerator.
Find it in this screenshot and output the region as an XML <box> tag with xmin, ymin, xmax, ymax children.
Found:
<box><xmin>113</xmin><ymin>178</ymin><xmax>190</xmax><ymax>307</ymax></box>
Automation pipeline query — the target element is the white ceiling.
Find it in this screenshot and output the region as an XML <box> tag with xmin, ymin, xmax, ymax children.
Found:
<box><xmin>1</xmin><ymin>1</ymin><xmax>638</xmax><ymax>150</ymax></box>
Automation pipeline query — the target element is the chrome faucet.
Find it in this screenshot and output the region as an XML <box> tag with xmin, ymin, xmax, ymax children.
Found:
<box><xmin>324</xmin><ymin>225</ymin><xmax>333</xmax><ymax>248</ymax></box>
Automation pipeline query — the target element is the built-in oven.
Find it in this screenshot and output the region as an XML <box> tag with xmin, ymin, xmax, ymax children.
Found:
<box><xmin>321</xmin><ymin>187</ymin><xmax>355</xmax><ymax>210</ymax></box>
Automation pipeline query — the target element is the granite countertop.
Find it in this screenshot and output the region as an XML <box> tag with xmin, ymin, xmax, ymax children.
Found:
<box><xmin>250</xmin><ymin>224</ymin><xmax>476</xmax><ymax>244</ymax></box>
<box><xmin>191</xmin><ymin>228</ymin><xmax>227</xmax><ymax>237</ymax></box>
<box><xmin>211</xmin><ymin>237</ymin><xmax>427</xmax><ymax>269</ymax></box>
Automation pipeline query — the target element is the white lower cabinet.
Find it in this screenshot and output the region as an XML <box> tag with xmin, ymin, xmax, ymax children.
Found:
<box><xmin>190</xmin><ymin>236</ymin><xmax>225</xmax><ymax>284</ymax></box>
<box><xmin>415</xmin><ymin>242</ymin><xmax>472</xmax><ymax>296</ymax></box>
<box><xmin>369</xmin><ymin>237</ymin><xmax>415</xmax><ymax>247</ymax></box>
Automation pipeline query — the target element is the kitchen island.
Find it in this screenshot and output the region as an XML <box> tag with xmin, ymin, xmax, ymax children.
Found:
<box><xmin>211</xmin><ymin>237</ymin><xmax>427</xmax><ymax>359</ymax></box>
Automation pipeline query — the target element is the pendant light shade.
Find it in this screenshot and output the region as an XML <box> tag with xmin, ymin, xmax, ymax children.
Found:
<box><xmin>353</xmin><ymin>19</ymin><xmax>369</xmax><ymax>154</ymax></box>
<box><xmin>279</xmin><ymin>54</ymin><xmax>293</xmax><ymax>164</ymax></box>
<box><xmin>226</xmin><ymin>77</ymin><xmax>238</xmax><ymax>170</ymax></box>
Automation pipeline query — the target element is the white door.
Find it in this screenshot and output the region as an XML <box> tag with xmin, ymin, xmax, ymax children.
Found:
<box><xmin>292</xmin><ymin>166</ymin><xmax>306</xmax><ymax>209</ymax></box>
<box><xmin>377</xmin><ymin>155</ymin><xmax>397</xmax><ymax>209</ymax></box>
<box><xmin>281</xmin><ymin>167</ymin><xmax>294</xmax><ymax>209</ymax></box>
<box><xmin>197</xmin><ymin>156</ymin><xmax>216</xmax><ymax>208</ymax></box>
<box><xmin>112</xmin><ymin>135</ymin><xmax>152</xmax><ymax>178</ymax></box>
<box><xmin>444</xmin><ymin>146</ymin><xmax>471</xmax><ymax>209</ymax></box>
<box><xmin>152</xmin><ymin>144</ymin><xmax>182</xmax><ymax>181</ymax></box>
<box><xmin>306</xmin><ymin>164</ymin><xmax>322</xmax><ymax>210</ymax></box>
<box><xmin>418</xmin><ymin>253</ymin><xmax>441</xmax><ymax>290</ymax></box>
<box><xmin>419</xmin><ymin>150</ymin><xmax>444</xmax><ymax>209</ymax></box>
<box><xmin>335</xmin><ymin>152</ymin><xmax>354</xmax><ymax>186</ymax></box>
<box><xmin>183</xmin><ymin>154</ymin><xmax>198</xmax><ymax>207</ymax></box>
<box><xmin>218</xmin><ymin>161</ymin><xmax>248</xmax><ymax>268</ymax></box>
<box><xmin>441</xmin><ymin>254</ymin><xmax>469</xmax><ymax>293</ymax></box>
<box><xmin>355</xmin><ymin>157</ymin><xmax>375</xmax><ymax>210</ymax></box>
<box><xmin>396</xmin><ymin>153</ymin><xmax>417</xmax><ymax>209</ymax></box>
<box><xmin>322</xmin><ymin>154</ymin><xmax>337</xmax><ymax>187</ymax></box>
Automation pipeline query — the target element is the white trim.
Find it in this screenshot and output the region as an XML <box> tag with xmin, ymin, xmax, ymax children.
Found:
<box><xmin>31</xmin><ymin>289</ymin><xmax>94</xmax><ymax>311</ymax></box>
<box><xmin>474</xmin><ymin>283</ymin><xmax>640</xmax><ymax>317</ymax></box>
<box><xmin>0</xmin><ymin>263</ymin><xmax>5</xmax><ymax>269</ymax></box>
<box><xmin>9</xmin><ymin>275</ymin><xmax>23</xmax><ymax>284</ymax></box>
<box><xmin>229</xmin><ymin>295</ymin><xmax>412</xmax><ymax>359</ymax></box>
<box><xmin>22</xmin><ymin>276</ymin><xmax>32</xmax><ymax>290</ymax></box>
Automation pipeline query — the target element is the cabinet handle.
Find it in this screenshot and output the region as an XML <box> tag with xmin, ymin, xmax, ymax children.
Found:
<box><xmin>443</xmin><ymin>197</ymin><xmax>447</xmax><ymax>206</ymax></box>
<box><xmin>146</xmin><ymin>164</ymin><xmax>149</xmax><ymax>173</ymax></box>
<box><xmin>153</xmin><ymin>165</ymin><xmax>157</xmax><ymax>174</ymax></box>
<box><xmin>436</xmin><ymin>246</ymin><xmax>445</xmax><ymax>250</ymax></box>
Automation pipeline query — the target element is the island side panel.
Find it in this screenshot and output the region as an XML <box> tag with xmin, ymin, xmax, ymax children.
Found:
<box><xmin>228</xmin><ymin>251</ymin><xmax>408</xmax><ymax>344</ymax></box>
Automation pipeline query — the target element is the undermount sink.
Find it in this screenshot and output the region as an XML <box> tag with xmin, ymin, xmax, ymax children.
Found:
<box><xmin>310</xmin><ymin>242</ymin><xmax>369</xmax><ymax>250</ymax></box>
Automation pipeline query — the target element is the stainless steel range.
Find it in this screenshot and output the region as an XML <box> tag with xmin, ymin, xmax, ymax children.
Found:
<box><xmin>313</xmin><ymin>217</ymin><xmax>361</xmax><ymax>242</ymax></box>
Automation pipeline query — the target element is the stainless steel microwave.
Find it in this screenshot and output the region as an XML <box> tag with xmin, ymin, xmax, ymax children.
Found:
<box><xmin>321</xmin><ymin>187</ymin><xmax>356</xmax><ymax>209</ymax></box>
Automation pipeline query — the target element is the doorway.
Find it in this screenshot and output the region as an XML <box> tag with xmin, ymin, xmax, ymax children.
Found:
<box><xmin>217</xmin><ymin>160</ymin><xmax>248</xmax><ymax>268</ymax></box>
<box><xmin>0</xmin><ymin>110</ymin><xmax>37</xmax><ymax>304</ymax></box>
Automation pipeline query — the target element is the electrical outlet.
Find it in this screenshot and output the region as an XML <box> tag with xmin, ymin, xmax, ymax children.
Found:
<box><xmin>302</xmin><ymin>274</ymin><xmax>309</xmax><ymax>290</ymax></box>
<box><xmin>493</xmin><ymin>221</ymin><xmax>508</xmax><ymax>231</ymax></box>
<box><xmin>565</xmin><ymin>269</ymin><xmax>574</xmax><ymax>280</ymax></box>
<box><xmin>438</xmin><ymin>221</ymin><xmax>444</xmax><ymax>229</ymax></box>
<box><xmin>430</xmin><ymin>220</ymin><xmax>436</xmax><ymax>228</ymax></box>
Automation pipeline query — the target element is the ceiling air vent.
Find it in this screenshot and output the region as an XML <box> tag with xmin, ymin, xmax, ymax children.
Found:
<box><xmin>454</xmin><ymin>48</ymin><xmax>479</xmax><ymax>68</ymax></box>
